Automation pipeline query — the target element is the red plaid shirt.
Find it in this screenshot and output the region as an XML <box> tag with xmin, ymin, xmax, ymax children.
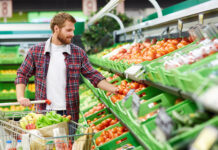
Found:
<box><xmin>15</xmin><ymin>42</ymin><xmax>105</xmax><ymax>121</ymax></box>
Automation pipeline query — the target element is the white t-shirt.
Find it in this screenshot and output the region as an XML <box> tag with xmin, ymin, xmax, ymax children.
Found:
<box><xmin>46</xmin><ymin>43</ymin><xmax>67</xmax><ymax>110</ymax></box>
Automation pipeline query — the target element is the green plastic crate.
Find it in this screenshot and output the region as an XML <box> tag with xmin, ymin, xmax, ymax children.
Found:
<box><xmin>115</xmin><ymin>86</ymin><xmax>162</xmax><ymax>120</ymax></box>
<box><xmin>85</xmin><ymin>108</ymin><xmax>110</xmax><ymax>123</ymax></box>
<box><xmin>142</xmin><ymin>100</ymin><xmax>217</xmax><ymax>150</ymax></box>
<box><xmin>99</xmin><ymin>132</ymin><xmax>140</xmax><ymax>150</ymax></box>
<box><xmin>125</xmin><ymin>93</ymin><xmax>178</xmax><ymax>133</ymax></box>
<box><xmin>93</xmin><ymin>122</ymin><xmax>139</xmax><ymax>150</ymax></box>
<box><xmin>172</xmin><ymin>52</ymin><xmax>218</xmax><ymax>92</ymax></box>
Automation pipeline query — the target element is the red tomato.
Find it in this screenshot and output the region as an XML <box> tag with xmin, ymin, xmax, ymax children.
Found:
<box><xmin>121</xmin><ymin>80</ymin><xmax>128</xmax><ymax>87</ymax></box>
<box><xmin>95</xmin><ymin>137</ymin><xmax>103</xmax><ymax>145</ymax></box>
<box><xmin>130</xmin><ymin>82</ymin><xmax>139</xmax><ymax>89</ymax></box>
<box><xmin>110</xmin><ymin>119</ymin><xmax>117</xmax><ymax>126</ymax></box>
<box><xmin>111</xmin><ymin>127</ymin><xmax>118</xmax><ymax>133</ymax></box>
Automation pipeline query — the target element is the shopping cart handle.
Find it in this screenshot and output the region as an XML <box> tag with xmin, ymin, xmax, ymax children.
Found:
<box><xmin>0</xmin><ymin>99</ymin><xmax>51</xmax><ymax>106</ymax></box>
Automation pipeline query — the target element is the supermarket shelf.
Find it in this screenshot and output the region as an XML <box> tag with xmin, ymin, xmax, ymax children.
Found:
<box><xmin>92</xmin><ymin>62</ymin><xmax>218</xmax><ymax>114</ymax></box>
<box><xmin>114</xmin><ymin>0</ymin><xmax>218</xmax><ymax>42</ymax></box>
<box><xmin>140</xmin><ymin>79</ymin><xmax>181</xmax><ymax>97</ymax></box>
<box><xmin>100</xmin><ymin>98</ymin><xmax>149</xmax><ymax>150</ymax></box>
<box><xmin>84</xmin><ymin>83</ymin><xmax>149</xmax><ymax>150</ymax></box>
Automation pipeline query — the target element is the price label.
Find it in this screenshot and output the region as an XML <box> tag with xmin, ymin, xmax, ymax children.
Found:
<box><xmin>155</xmin><ymin>107</ymin><xmax>173</xmax><ymax>140</ymax></box>
<box><xmin>132</xmin><ymin>92</ymin><xmax>140</xmax><ymax>118</ymax></box>
<box><xmin>199</xmin><ymin>13</ymin><xmax>204</xmax><ymax>25</ymax></box>
<box><xmin>177</xmin><ymin>19</ymin><xmax>183</xmax><ymax>32</ymax></box>
<box><xmin>124</xmin><ymin>64</ymin><xmax>145</xmax><ymax>81</ymax></box>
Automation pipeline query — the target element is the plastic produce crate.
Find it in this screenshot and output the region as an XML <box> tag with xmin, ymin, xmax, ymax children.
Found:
<box><xmin>142</xmin><ymin>100</ymin><xmax>217</xmax><ymax>150</ymax></box>
<box><xmin>115</xmin><ymin>86</ymin><xmax>162</xmax><ymax>120</ymax></box>
<box><xmin>172</xmin><ymin>52</ymin><xmax>218</xmax><ymax>92</ymax></box>
<box><xmin>85</xmin><ymin>108</ymin><xmax>110</xmax><ymax>124</ymax></box>
<box><xmin>93</xmin><ymin>122</ymin><xmax>140</xmax><ymax>150</ymax></box>
<box><xmin>125</xmin><ymin>93</ymin><xmax>178</xmax><ymax>136</ymax></box>
<box><xmin>0</xmin><ymin>83</ymin><xmax>17</xmax><ymax>100</ymax></box>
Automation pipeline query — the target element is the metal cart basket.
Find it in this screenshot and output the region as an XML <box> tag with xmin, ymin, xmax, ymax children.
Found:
<box><xmin>0</xmin><ymin>100</ymin><xmax>94</xmax><ymax>150</ymax></box>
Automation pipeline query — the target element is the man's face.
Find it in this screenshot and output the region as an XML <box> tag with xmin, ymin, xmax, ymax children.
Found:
<box><xmin>56</xmin><ymin>20</ymin><xmax>75</xmax><ymax>44</ymax></box>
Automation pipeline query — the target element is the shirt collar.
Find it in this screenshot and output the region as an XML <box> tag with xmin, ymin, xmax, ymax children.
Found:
<box><xmin>44</xmin><ymin>36</ymin><xmax>71</xmax><ymax>55</ymax></box>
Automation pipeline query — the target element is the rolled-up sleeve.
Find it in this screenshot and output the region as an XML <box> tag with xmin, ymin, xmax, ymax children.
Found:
<box><xmin>81</xmin><ymin>50</ymin><xmax>105</xmax><ymax>87</ymax></box>
<box><xmin>15</xmin><ymin>48</ymin><xmax>35</xmax><ymax>85</ymax></box>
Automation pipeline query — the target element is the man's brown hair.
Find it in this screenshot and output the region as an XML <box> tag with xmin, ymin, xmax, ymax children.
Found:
<box><xmin>50</xmin><ymin>12</ymin><xmax>76</xmax><ymax>33</ymax></box>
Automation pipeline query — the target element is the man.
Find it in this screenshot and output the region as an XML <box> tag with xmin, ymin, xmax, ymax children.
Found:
<box><xmin>15</xmin><ymin>12</ymin><xmax>118</xmax><ymax>123</ymax></box>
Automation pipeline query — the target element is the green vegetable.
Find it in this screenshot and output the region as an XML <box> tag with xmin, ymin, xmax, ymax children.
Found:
<box><xmin>36</xmin><ymin>111</ymin><xmax>65</xmax><ymax>128</ymax></box>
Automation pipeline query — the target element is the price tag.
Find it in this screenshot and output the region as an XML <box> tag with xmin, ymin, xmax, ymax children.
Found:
<box><xmin>178</xmin><ymin>19</ymin><xmax>183</xmax><ymax>37</ymax></box>
<box><xmin>199</xmin><ymin>13</ymin><xmax>204</xmax><ymax>25</ymax></box>
<box><xmin>124</xmin><ymin>64</ymin><xmax>145</xmax><ymax>81</ymax></box>
<box><xmin>155</xmin><ymin>107</ymin><xmax>173</xmax><ymax>141</ymax></box>
<box><xmin>122</xmin><ymin>89</ymin><xmax>135</xmax><ymax>105</ymax></box>
<box><xmin>131</xmin><ymin>92</ymin><xmax>140</xmax><ymax>118</ymax></box>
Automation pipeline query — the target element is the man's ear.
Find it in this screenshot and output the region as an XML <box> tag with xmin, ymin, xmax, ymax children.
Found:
<box><xmin>54</xmin><ymin>25</ymin><xmax>59</xmax><ymax>33</ymax></box>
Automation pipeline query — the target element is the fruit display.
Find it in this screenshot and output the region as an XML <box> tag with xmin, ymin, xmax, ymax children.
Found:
<box><xmin>0</xmin><ymin>105</ymin><xmax>31</xmax><ymax>112</ymax></box>
<box><xmin>164</xmin><ymin>38</ymin><xmax>218</xmax><ymax>70</ymax></box>
<box><xmin>90</xmin><ymin>117</ymin><xmax>119</xmax><ymax>133</ymax></box>
<box><xmin>19</xmin><ymin>111</ymin><xmax>71</xmax><ymax>130</ymax></box>
<box><xmin>109</xmin><ymin>80</ymin><xmax>146</xmax><ymax>103</ymax></box>
<box><xmin>95</xmin><ymin>126</ymin><xmax>129</xmax><ymax>146</ymax></box>
<box><xmin>87</xmin><ymin>114</ymin><xmax>107</xmax><ymax>124</ymax></box>
<box><xmin>95</xmin><ymin>44</ymin><xmax>127</xmax><ymax>58</ymax></box>
<box><xmin>84</xmin><ymin>103</ymin><xmax>106</xmax><ymax>117</ymax></box>
<box><xmin>90</xmin><ymin>38</ymin><xmax>191</xmax><ymax>65</ymax></box>
<box><xmin>28</xmin><ymin>83</ymin><xmax>35</xmax><ymax>92</ymax></box>
<box><xmin>0</xmin><ymin>89</ymin><xmax>16</xmax><ymax>93</ymax></box>
<box><xmin>0</xmin><ymin>69</ymin><xmax>17</xmax><ymax>75</ymax></box>
<box><xmin>79</xmin><ymin>89</ymin><xmax>99</xmax><ymax>112</ymax></box>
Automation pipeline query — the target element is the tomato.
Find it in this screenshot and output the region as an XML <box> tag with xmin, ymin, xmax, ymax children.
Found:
<box><xmin>101</xmin><ymin>120</ymin><xmax>109</xmax><ymax>127</ymax></box>
<box><xmin>113</xmin><ymin>133</ymin><xmax>119</xmax><ymax>138</ymax></box>
<box><xmin>123</xmin><ymin>88</ymin><xmax>130</xmax><ymax>95</ymax></box>
<box><xmin>110</xmin><ymin>119</ymin><xmax>117</xmax><ymax>126</ymax></box>
<box><xmin>111</xmin><ymin>127</ymin><xmax>118</xmax><ymax>133</ymax></box>
<box><xmin>117</xmin><ymin>126</ymin><xmax>124</xmax><ymax>132</ymax></box>
<box><xmin>116</xmin><ymin>140</ymin><xmax>122</xmax><ymax>144</ymax></box>
<box><xmin>121</xmin><ymin>80</ymin><xmax>128</xmax><ymax>87</ymax></box>
<box><xmin>130</xmin><ymin>82</ymin><xmax>139</xmax><ymax>89</ymax></box>
<box><xmin>111</xmin><ymin>95</ymin><xmax>117</xmax><ymax>103</ymax></box>
<box><xmin>96</xmin><ymin>136</ymin><xmax>105</xmax><ymax>145</ymax></box>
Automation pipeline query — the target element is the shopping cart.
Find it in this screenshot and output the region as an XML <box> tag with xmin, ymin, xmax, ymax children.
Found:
<box><xmin>0</xmin><ymin>100</ymin><xmax>95</xmax><ymax>150</ymax></box>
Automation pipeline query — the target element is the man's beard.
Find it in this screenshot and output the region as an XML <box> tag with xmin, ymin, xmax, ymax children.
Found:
<box><xmin>57</xmin><ymin>32</ymin><xmax>72</xmax><ymax>44</ymax></box>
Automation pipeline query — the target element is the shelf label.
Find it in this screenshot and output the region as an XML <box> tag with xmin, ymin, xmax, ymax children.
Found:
<box><xmin>132</xmin><ymin>92</ymin><xmax>140</xmax><ymax>118</ymax></box>
<box><xmin>199</xmin><ymin>13</ymin><xmax>204</xmax><ymax>25</ymax></box>
<box><xmin>124</xmin><ymin>64</ymin><xmax>145</xmax><ymax>81</ymax></box>
<box><xmin>155</xmin><ymin>107</ymin><xmax>173</xmax><ymax>141</ymax></box>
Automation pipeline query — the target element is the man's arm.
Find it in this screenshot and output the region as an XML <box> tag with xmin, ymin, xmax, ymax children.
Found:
<box><xmin>15</xmin><ymin>48</ymin><xmax>35</xmax><ymax>106</ymax></box>
<box><xmin>80</xmin><ymin>49</ymin><xmax>118</xmax><ymax>93</ymax></box>
<box><xmin>16</xmin><ymin>84</ymin><xmax>31</xmax><ymax>106</ymax></box>
<box><xmin>97</xmin><ymin>79</ymin><xmax>118</xmax><ymax>94</ymax></box>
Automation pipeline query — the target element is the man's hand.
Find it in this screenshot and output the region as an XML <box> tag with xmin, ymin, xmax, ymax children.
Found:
<box><xmin>18</xmin><ymin>97</ymin><xmax>31</xmax><ymax>107</ymax></box>
<box><xmin>97</xmin><ymin>79</ymin><xmax>119</xmax><ymax>94</ymax></box>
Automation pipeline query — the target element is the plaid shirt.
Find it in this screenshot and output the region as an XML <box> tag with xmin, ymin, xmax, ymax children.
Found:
<box><xmin>15</xmin><ymin>42</ymin><xmax>105</xmax><ymax>121</ymax></box>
